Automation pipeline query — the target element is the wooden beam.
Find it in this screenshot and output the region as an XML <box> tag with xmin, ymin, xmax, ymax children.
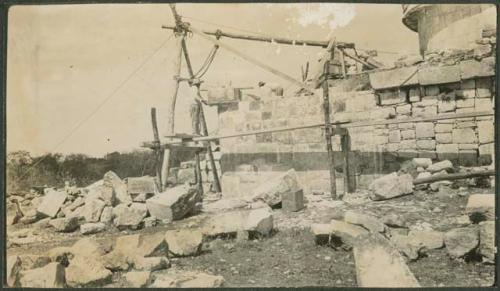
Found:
<box><xmin>150</xmin><ymin>107</ymin><xmax>162</xmax><ymax>191</ymax></box>
<box><xmin>161</xmin><ymin>25</ymin><xmax>355</xmax><ymax>49</ymax></box>
<box><xmin>186</xmin><ymin>24</ymin><xmax>316</xmax><ymax>94</ymax></box>
<box><xmin>413</xmin><ymin>170</ymin><xmax>495</xmax><ymax>185</ymax></box>
<box><xmin>157</xmin><ymin>110</ymin><xmax>493</xmax><ymax>144</ymax></box>
<box><xmin>322</xmin><ymin>58</ymin><xmax>337</xmax><ymax>199</ymax></box>
<box><xmin>161</xmin><ymin>17</ymin><xmax>184</xmax><ymax>190</ymax></box>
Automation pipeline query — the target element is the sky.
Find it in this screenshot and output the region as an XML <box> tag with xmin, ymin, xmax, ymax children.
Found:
<box><xmin>7</xmin><ymin>3</ymin><xmax>419</xmax><ymax>157</ymax></box>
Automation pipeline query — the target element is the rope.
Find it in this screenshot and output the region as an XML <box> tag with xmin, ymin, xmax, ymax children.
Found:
<box><xmin>20</xmin><ymin>34</ymin><xmax>175</xmax><ymax>180</ymax></box>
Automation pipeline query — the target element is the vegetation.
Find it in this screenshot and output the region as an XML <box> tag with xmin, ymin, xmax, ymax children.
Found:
<box><xmin>6</xmin><ymin>149</ymin><xmax>193</xmax><ymax>193</ymax></box>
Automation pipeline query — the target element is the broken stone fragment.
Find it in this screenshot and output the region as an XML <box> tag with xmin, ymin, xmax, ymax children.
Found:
<box><xmin>344</xmin><ymin>211</ymin><xmax>386</xmax><ymax>233</ymax></box>
<box><xmin>427</xmin><ymin>160</ymin><xmax>453</xmax><ymax>173</ymax></box>
<box><xmin>113</xmin><ymin>203</ymin><xmax>148</xmax><ymax>229</ymax></box>
<box><xmin>99</xmin><ymin>206</ymin><xmax>113</xmax><ymax>224</ymax></box>
<box><xmin>146</xmin><ymin>184</ymin><xmax>200</xmax><ymax>222</ymax></box>
<box><xmin>103</xmin><ymin>171</ymin><xmax>131</xmax><ymax>204</ymax></box>
<box><xmin>478</xmin><ymin>221</ymin><xmax>495</xmax><ymax>263</ymax></box>
<box><xmin>202</xmin><ymin>198</ymin><xmax>247</xmax><ymax>213</ymax></box>
<box><xmin>282</xmin><ymin>189</ymin><xmax>305</xmax><ymax>212</ymax></box>
<box><xmin>80</xmin><ymin>222</ymin><xmax>106</xmax><ymax>235</ymax></box>
<box><xmin>128</xmin><ymin>176</ymin><xmax>156</xmax><ymax>196</ymax></box>
<box><xmin>407</xmin><ymin>230</ymin><xmax>444</xmax><ymax>250</ymax></box>
<box><xmin>82</xmin><ymin>198</ymin><xmax>106</xmax><ymax>223</ymax></box>
<box><xmin>353</xmin><ymin>233</ymin><xmax>420</xmax><ymax>287</ymax></box>
<box><xmin>36</xmin><ymin>190</ymin><xmax>68</xmax><ymax>218</ymax></box>
<box><xmin>49</xmin><ymin>216</ymin><xmax>80</xmax><ymax>232</ymax></box>
<box><xmin>71</xmin><ymin>237</ymin><xmax>110</xmax><ymax>257</ymax></box>
<box><xmin>137</xmin><ymin>232</ymin><xmax>169</xmax><ymax>257</ymax></box>
<box><xmin>124</xmin><ymin>271</ymin><xmax>151</xmax><ymax>287</ymax></box>
<box><xmin>466</xmin><ymin>194</ymin><xmax>495</xmax><ymax>223</ymax></box>
<box><xmin>311</xmin><ymin>220</ymin><xmax>368</xmax><ymax>247</ymax></box>
<box><xmin>165</xmin><ymin>229</ymin><xmax>203</xmax><ymax>257</ymax></box>
<box><xmin>20</xmin><ymin>210</ymin><xmax>43</xmax><ymax>224</ymax></box>
<box><xmin>19</xmin><ymin>262</ymin><xmax>66</xmax><ymax>288</ymax></box>
<box><xmin>132</xmin><ymin>256</ymin><xmax>170</xmax><ymax>271</ymax></box>
<box><xmin>6</xmin><ymin>255</ymin><xmax>22</xmax><ymax>287</ymax></box>
<box><xmin>249</xmin><ymin>169</ymin><xmax>301</xmax><ymax>207</ymax></box>
<box><xmin>151</xmin><ymin>271</ymin><xmax>224</xmax><ymax>288</ymax></box>
<box><xmin>369</xmin><ymin>173</ymin><xmax>413</xmax><ymax>201</ymax></box>
<box><xmin>381</xmin><ymin>213</ymin><xmax>407</xmax><ymax>228</ymax></box>
<box><xmin>102</xmin><ymin>251</ymin><xmax>131</xmax><ymax>271</ymax></box>
<box><xmin>65</xmin><ymin>255</ymin><xmax>112</xmax><ymax>287</ymax></box>
<box><xmin>19</xmin><ymin>254</ymin><xmax>51</xmax><ymax>270</ymax></box>
<box><xmin>87</xmin><ymin>184</ymin><xmax>115</xmax><ymax>206</ymax></box>
<box><xmin>412</xmin><ymin>158</ymin><xmax>433</xmax><ymax>169</ymax></box>
<box><xmin>390</xmin><ymin>234</ymin><xmax>426</xmax><ymax>261</ymax></box>
<box><xmin>202</xmin><ymin>206</ymin><xmax>274</xmax><ymax>237</ymax></box>
<box><xmin>444</xmin><ymin>227</ymin><xmax>479</xmax><ymax>259</ymax></box>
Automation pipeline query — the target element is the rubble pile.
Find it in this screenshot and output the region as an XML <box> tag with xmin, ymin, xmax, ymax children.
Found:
<box><xmin>7</xmin><ymin>171</ymin><xmax>201</xmax><ymax>235</ymax></box>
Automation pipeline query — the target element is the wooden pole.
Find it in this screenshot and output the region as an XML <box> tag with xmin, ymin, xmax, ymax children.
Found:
<box><xmin>186</xmin><ymin>24</ymin><xmax>315</xmax><ymax>94</ymax></box>
<box><xmin>151</xmin><ymin>107</ymin><xmax>163</xmax><ymax>191</ymax></box>
<box><xmin>161</xmin><ymin>25</ymin><xmax>355</xmax><ymax>49</ymax></box>
<box><xmin>161</xmin><ymin>34</ymin><xmax>183</xmax><ymax>190</ymax></box>
<box><xmin>413</xmin><ymin>170</ymin><xmax>495</xmax><ymax>185</ymax></box>
<box><xmin>341</xmin><ymin>132</ymin><xmax>356</xmax><ymax>193</ymax></box>
<box><xmin>322</xmin><ymin>60</ymin><xmax>337</xmax><ymax>199</ymax></box>
<box><xmin>180</xmin><ymin>37</ymin><xmax>222</xmax><ymax>193</ymax></box>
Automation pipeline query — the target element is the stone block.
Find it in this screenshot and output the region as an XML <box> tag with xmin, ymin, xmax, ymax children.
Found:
<box><xmin>127</xmin><ymin>177</ymin><xmax>156</xmax><ymax>195</ymax></box>
<box><xmin>456</xmin><ymin>98</ymin><xmax>474</xmax><ymax>108</ymax></box>
<box><xmin>202</xmin><ymin>206</ymin><xmax>273</xmax><ymax>237</ymax></box>
<box><xmin>477</xmin><ymin>120</ymin><xmax>494</xmax><ymax>143</ymax></box>
<box><xmin>388</xmin><ymin>130</ymin><xmax>401</xmax><ymax>143</ymax></box>
<box><xmin>438</xmin><ymin>100</ymin><xmax>456</xmax><ymax>113</ymax></box>
<box><xmin>427</xmin><ymin>160</ymin><xmax>454</xmax><ymax>173</ymax></box>
<box><xmin>436</xmin><ymin>144</ymin><xmax>459</xmax><ymax>161</ymax></box>
<box><xmin>282</xmin><ymin>189</ymin><xmax>304</xmax><ymax>212</ymax></box>
<box><xmin>424</xmin><ymin>85</ymin><xmax>440</xmax><ymax>96</ymax></box>
<box><xmin>249</xmin><ymin>169</ymin><xmax>301</xmax><ymax>207</ymax></box>
<box><xmin>353</xmin><ymin>233</ymin><xmax>420</xmax><ymax>287</ymax></box>
<box><xmin>400</xmin><ymin>130</ymin><xmax>415</xmax><ymax>140</ymax></box>
<box><xmin>444</xmin><ymin>227</ymin><xmax>479</xmax><ymax>259</ymax></box>
<box><xmin>452</xmin><ymin>128</ymin><xmax>477</xmax><ymax>144</ymax></box>
<box><xmin>412</xmin><ymin>106</ymin><xmax>437</xmax><ymax>117</ymax></box>
<box><xmin>459</xmin><ymin>150</ymin><xmax>478</xmax><ymax>167</ymax></box>
<box><xmin>458</xmin><ymin>88</ymin><xmax>476</xmax><ymax>98</ymax></box>
<box><xmin>479</xmin><ymin>221</ymin><xmax>495</xmax><ymax>263</ymax></box>
<box><xmin>435</xmin><ymin>133</ymin><xmax>452</xmax><ymax>144</ymax></box>
<box><xmin>461</xmin><ymin>78</ymin><xmax>476</xmax><ymax>89</ymax></box>
<box><xmin>344</xmin><ymin>211</ymin><xmax>385</xmax><ymax>233</ymax></box>
<box><xmin>164</xmin><ymin>229</ymin><xmax>203</xmax><ymax>257</ymax></box>
<box><xmin>478</xmin><ymin>143</ymin><xmax>494</xmax><ymax>165</ymax></box>
<box><xmin>146</xmin><ymin>184</ymin><xmax>200</xmax><ymax>222</ymax></box>
<box><xmin>49</xmin><ymin>217</ymin><xmax>80</xmax><ymax>232</ymax></box>
<box><xmin>37</xmin><ymin>190</ymin><xmax>67</xmax><ymax>218</ymax></box>
<box><xmin>475</xmin><ymin>98</ymin><xmax>493</xmax><ymax>112</ymax></box>
<box><xmin>82</xmin><ymin>198</ymin><xmax>106</xmax><ymax>223</ymax></box>
<box><xmin>80</xmin><ymin>222</ymin><xmax>106</xmax><ymax>235</ymax></box>
<box><xmin>151</xmin><ymin>271</ymin><xmax>224</xmax><ymax>288</ymax></box>
<box><xmin>396</xmin><ymin>104</ymin><xmax>412</xmax><ymax>115</ymax></box>
<box><xmin>19</xmin><ymin>262</ymin><xmax>65</xmax><ymax>288</ymax></box>
<box><xmin>400</xmin><ymin>140</ymin><xmax>417</xmax><ymax>150</ymax></box>
<box><xmin>113</xmin><ymin>203</ymin><xmax>148</xmax><ymax>229</ymax></box>
<box><xmin>460</xmin><ymin>59</ymin><xmax>495</xmax><ymax>80</ymax></box>
<box><xmin>369</xmin><ymin>173</ymin><xmax>413</xmax><ymax>201</ymax></box>
<box><xmin>415</xmin><ymin>123</ymin><xmax>435</xmax><ymax>139</ymax></box>
<box><xmin>398</xmin><ymin>122</ymin><xmax>414</xmax><ymax>130</ymax></box>
<box><xmin>476</xmin><ymin>78</ymin><xmax>492</xmax><ymax>98</ymax></box>
<box><xmin>418</xmin><ymin>151</ymin><xmax>437</xmax><ymax>159</ymax></box>
<box><xmin>466</xmin><ymin>194</ymin><xmax>494</xmax><ymax>222</ymax></box>
<box><xmin>416</xmin><ymin>139</ymin><xmax>436</xmax><ymax>150</ymax></box>
<box><xmin>455</xmin><ymin>121</ymin><xmax>476</xmax><ymax>128</ymax></box>
<box><xmin>7</xmin><ymin>255</ymin><xmax>22</xmax><ymax>287</ymax></box>
<box><xmin>418</xmin><ymin>65</ymin><xmax>460</xmax><ymax>85</ymax></box>
<box><xmin>459</xmin><ymin>144</ymin><xmax>478</xmax><ymax>150</ymax></box>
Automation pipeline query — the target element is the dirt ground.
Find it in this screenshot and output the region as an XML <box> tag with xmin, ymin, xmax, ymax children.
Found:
<box><xmin>6</xmin><ymin>183</ymin><xmax>495</xmax><ymax>288</ymax></box>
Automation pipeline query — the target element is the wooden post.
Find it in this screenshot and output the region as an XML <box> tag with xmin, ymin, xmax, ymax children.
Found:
<box><xmin>161</xmin><ymin>34</ymin><xmax>183</xmax><ymax>190</ymax></box>
<box><xmin>151</xmin><ymin>107</ymin><xmax>162</xmax><ymax>191</ymax></box>
<box><xmin>322</xmin><ymin>60</ymin><xmax>337</xmax><ymax>199</ymax></box>
<box><xmin>339</xmin><ymin>48</ymin><xmax>347</xmax><ymax>78</ymax></box>
<box><xmin>180</xmin><ymin>37</ymin><xmax>222</xmax><ymax>193</ymax></box>
<box><xmin>341</xmin><ymin>132</ymin><xmax>356</xmax><ymax>193</ymax></box>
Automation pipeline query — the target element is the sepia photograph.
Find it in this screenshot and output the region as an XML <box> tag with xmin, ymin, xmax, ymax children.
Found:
<box><xmin>3</xmin><ymin>2</ymin><xmax>497</xmax><ymax>288</ymax></box>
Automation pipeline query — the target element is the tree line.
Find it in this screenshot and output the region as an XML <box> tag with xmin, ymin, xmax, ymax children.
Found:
<box><xmin>6</xmin><ymin>149</ymin><xmax>193</xmax><ymax>193</ymax></box>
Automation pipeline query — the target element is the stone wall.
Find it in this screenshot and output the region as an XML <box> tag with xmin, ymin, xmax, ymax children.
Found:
<box><xmin>214</xmin><ymin>61</ymin><xmax>495</xmax><ymax>197</ymax></box>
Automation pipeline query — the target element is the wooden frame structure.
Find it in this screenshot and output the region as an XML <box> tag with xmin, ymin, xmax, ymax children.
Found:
<box><xmin>143</xmin><ymin>4</ymin><xmax>494</xmax><ymax>198</ymax></box>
